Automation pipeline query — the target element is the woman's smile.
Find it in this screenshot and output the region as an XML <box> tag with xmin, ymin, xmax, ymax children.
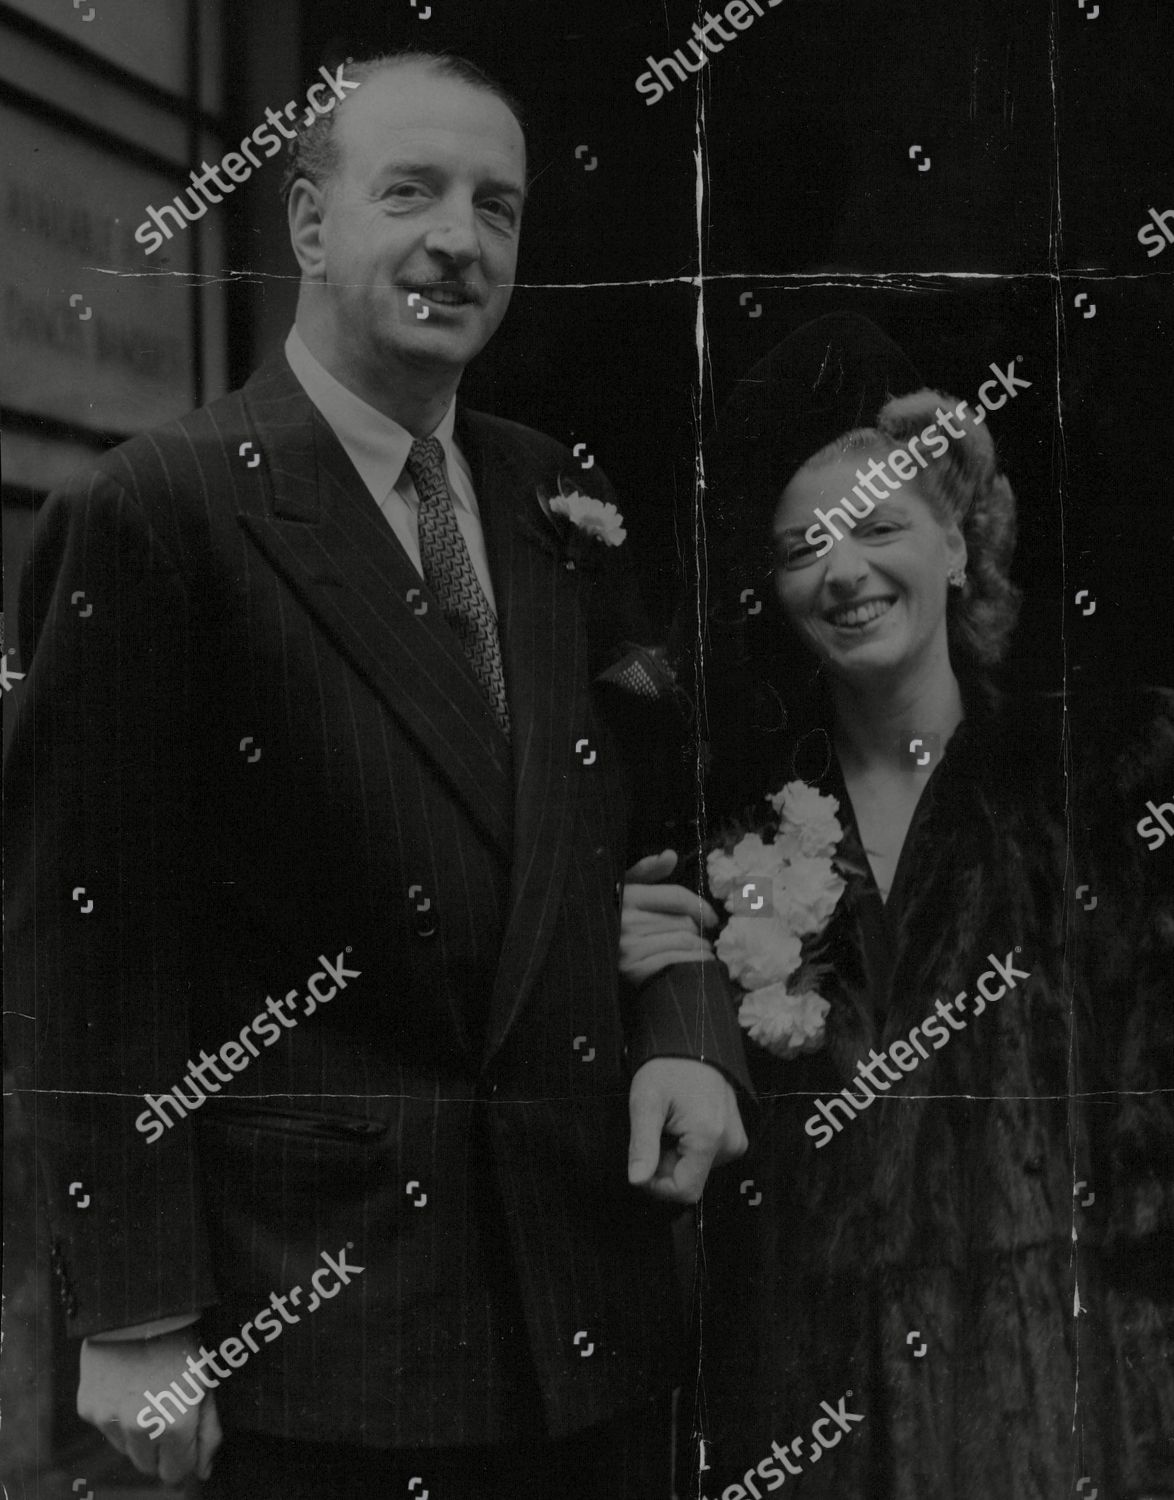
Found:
<box><xmin>774</xmin><ymin>452</ymin><xmax>967</xmax><ymax>680</ymax></box>
<box><xmin>824</xmin><ymin>595</ymin><xmax>897</xmax><ymax>632</ymax></box>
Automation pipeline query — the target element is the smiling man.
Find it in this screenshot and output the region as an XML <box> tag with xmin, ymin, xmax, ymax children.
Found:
<box><xmin>286</xmin><ymin>55</ymin><xmax>524</xmax><ymax>435</ymax></box>
<box><xmin>6</xmin><ymin>49</ymin><xmax>751</xmax><ymax>1500</ymax></box>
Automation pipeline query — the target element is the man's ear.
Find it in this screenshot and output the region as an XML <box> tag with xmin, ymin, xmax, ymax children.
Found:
<box><xmin>288</xmin><ymin>179</ymin><xmax>327</xmax><ymax>278</ymax></box>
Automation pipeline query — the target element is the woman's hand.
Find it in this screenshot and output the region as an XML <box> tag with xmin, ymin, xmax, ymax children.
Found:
<box><xmin>620</xmin><ymin>849</ymin><xmax>721</xmax><ymax>985</ymax></box>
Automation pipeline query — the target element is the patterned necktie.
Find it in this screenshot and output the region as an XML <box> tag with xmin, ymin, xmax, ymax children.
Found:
<box><xmin>405</xmin><ymin>436</ymin><xmax>510</xmax><ymax>738</ymax></box>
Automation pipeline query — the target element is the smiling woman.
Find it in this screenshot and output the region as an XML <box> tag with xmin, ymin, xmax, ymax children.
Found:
<box><xmin>646</xmin><ymin>312</ymin><xmax>1174</xmax><ymax>1498</ymax></box>
<box><xmin>773</xmin><ymin>386</ymin><xmax>1021</xmax><ymax>683</ymax></box>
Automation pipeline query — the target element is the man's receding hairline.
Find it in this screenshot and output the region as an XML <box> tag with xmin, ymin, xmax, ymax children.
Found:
<box><xmin>326</xmin><ymin>56</ymin><xmax>527</xmax><ymax>185</ymax></box>
<box><xmin>333</xmin><ymin>57</ymin><xmax>526</xmax><ymax>141</ymax></box>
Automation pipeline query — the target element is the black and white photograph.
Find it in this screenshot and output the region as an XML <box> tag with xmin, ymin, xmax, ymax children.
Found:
<box><xmin>3</xmin><ymin>1</ymin><xmax>1172</xmax><ymax>1496</ymax></box>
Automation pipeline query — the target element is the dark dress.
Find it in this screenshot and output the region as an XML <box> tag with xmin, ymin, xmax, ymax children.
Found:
<box><xmin>690</xmin><ymin>681</ymin><xmax>1174</xmax><ymax>1499</ymax></box>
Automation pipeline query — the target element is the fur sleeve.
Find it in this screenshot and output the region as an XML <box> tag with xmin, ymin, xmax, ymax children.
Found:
<box><xmin>1081</xmin><ymin>688</ymin><xmax>1174</xmax><ymax>1255</ymax></box>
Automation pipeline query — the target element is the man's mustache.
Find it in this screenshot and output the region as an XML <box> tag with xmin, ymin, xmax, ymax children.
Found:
<box><xmin>395</xmin><ymin>279</ymin><xmax>482</xmax><ymax>304</ymax></box>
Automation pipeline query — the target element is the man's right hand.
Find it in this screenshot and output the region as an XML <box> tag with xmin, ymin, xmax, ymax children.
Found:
<box><xmin>78</xmin><ymin>1329</ymin><xmax>221</xmax><ymax>1484</ymax></box>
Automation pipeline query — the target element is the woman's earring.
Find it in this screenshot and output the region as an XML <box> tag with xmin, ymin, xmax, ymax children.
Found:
<box><xmin>948</xmin><ymin>567</ymin><xmax>967</xmax><ymax>589</ymax></box>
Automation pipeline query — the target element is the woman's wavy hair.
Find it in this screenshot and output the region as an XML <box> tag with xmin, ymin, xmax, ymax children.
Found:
<box><xmin>797</xmin><ymin>387</ymin><xmax>1022</xmax><ymax>671</ymax></box>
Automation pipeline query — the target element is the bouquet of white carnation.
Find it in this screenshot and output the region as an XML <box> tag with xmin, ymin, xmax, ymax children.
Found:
<box><xmin>707</xmin><ymin>781</ymin><xmax>849</xmax><ymax>1059</ymax></box>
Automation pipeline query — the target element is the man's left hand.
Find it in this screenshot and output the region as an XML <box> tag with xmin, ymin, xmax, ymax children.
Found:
<box><xmin>628</xmin><ymin>1057</ymin><xmax>747</xmax><ymax>1204</ymax></box>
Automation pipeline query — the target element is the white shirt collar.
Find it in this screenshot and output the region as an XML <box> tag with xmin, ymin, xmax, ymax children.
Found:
<box><xmin>283</xmin><ymin>326</ymin><xmax>462</xmax><ymax>505</ymax></box>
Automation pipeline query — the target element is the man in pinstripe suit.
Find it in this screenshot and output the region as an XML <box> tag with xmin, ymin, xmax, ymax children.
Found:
<box><xmin>6</xmin><ymin>51</ymin><xmax>750</xmax><ymax>1497</ymax></box>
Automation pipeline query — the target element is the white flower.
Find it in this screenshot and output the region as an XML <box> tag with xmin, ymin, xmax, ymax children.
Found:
<box><xmin>549</xmin><ymin>490</ymin><xmax>627</xmax><ymax>547</ymax></box>
<box><xmin>708</xmin><ymin>782</ymin><xmax>847</xmax><ymax>1061</ymax></box>
<box><xmin>715</xmin><ymin>916</ymin><xmax>803</xmax><ymax>990</ymax></box>
<box><xmin>768</xmin><ymin>781</ymin><xmax>843</xmax><ymax>857</ymax></box>
<box><xmin>738</xmin><ymin>984</ymin><xmax>830</xmax><ymax>1059</ymax></box>
<box><xmin>707</xmin><ymin>833</ymin><xmax>788</xmax><ymax>902</ymax></box>
<box><xmin>768</xmin><ymin>780</ymin><xmax>835</xmax><ymax>825</ymax></box>
<box><xmin>770</xmin><ymin>855</ymin><xmax>846</xmax><ymax>937</ymax></box>
<box><xmin>768</xmin><ymin>823</ymin><xmax>806</xmax><ymax>861</ymax></box>
<box><xmin>722</xmin><ymin>855</ymin><xmax>844</xmax><ymax>936</ymax></box>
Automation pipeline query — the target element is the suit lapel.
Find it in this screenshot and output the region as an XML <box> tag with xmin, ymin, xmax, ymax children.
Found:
<box><xmin>235</xmin><ymin>360</ymin><xmax>514</xmax><ymax>863</ymax></box>
<box><xmin>234</xmin><ymin>362</ymin><xmax>595</xmax><ymax>1063</ymax></box>
<box><xmin>457</xmin><ymin>413</ymin><xmax>592</xmax><ymax>1067</ymax></box>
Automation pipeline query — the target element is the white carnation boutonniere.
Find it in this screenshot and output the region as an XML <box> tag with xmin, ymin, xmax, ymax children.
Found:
<box><xmin>538</xmin><ymin>477</ymin><xmax>627</xmax><ymax>555</ymax></box>
<box><xmin>707</xmin><ymin>780</ymin><xmax>850</xmax><ymax>1059</ymax></box>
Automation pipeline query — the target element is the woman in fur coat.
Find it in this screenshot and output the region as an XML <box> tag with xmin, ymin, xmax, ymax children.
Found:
<box><xmin>625</xmin><ymin>314</ymin><xmax>1174</xmax><ymax>1498</ymax></box>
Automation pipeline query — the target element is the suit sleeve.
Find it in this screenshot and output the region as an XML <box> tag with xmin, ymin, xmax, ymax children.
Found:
<box><xmin>4</xmin><ymin>469</ymin><xmax>218</xmax><ymax>1337</ymax></box>
<box><xmin>573</xmin><ymin>461</ymin><xmax>756</xmax><ymax>1102</ymax></box>
<box><xmin>626</xmin><ymin>961</ymin><xmax>755</xmax><ymax>1100</ymax></box>
<box><xmin>622</xmin><ymin>834</ymin><xmax>755</xmax><ymax>1101</ymax></box>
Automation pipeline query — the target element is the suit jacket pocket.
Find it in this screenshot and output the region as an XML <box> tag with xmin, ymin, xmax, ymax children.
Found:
<box><xmin>199</xmin><ymin>1102</ymin><xmax>388</xmax><ymax>1142</ymax></box>
<box><xmin>198</xmin><ymin>1103</ymin><xmax>390</xmax><ymax>1206</ymax></box>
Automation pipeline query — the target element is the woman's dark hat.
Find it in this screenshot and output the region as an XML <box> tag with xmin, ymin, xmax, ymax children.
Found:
<box><xmin>706</xmin><ymin>312</ymin><xmax>924</xmax><ymax>571</ymax></box>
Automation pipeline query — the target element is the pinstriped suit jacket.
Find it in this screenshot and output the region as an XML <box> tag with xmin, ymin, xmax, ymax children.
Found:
<box><xmin>5</xmin><ymin>354</ymin><xmax>751</xmax><ymax>1447</ymax></box>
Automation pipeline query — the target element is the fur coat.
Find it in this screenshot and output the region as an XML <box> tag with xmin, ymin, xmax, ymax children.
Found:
<box><xmin>688</xmin><ymin>679</ymin><xmax>1174</xmax><ymax>1500</ymax></box>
